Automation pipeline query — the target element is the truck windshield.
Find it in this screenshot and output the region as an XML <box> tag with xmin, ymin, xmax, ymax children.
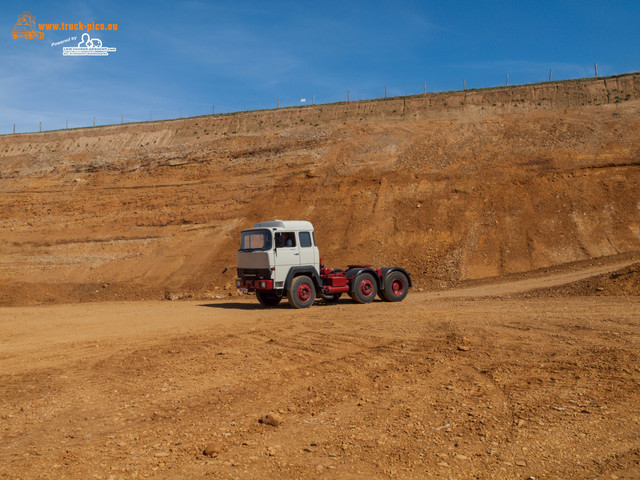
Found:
<box><xmin>239</xmin><ymin>229</ymin><xmax>272</xmax><ymax>251</ymax></box>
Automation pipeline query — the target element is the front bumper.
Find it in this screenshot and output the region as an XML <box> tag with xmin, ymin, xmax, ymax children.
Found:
<box><xmin>236</xmin><ymin>278</ymin><xmax>274</xmax><ymax>291</ymax></box>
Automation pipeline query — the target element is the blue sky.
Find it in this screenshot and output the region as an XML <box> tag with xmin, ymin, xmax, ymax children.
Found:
<box><xmin>2</xmin><ymin>0</ymin><xmax>639</xmax><ymax>134</ymax></box>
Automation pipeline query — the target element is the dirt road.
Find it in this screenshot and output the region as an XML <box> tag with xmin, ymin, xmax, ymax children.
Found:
<box><xmin>1</xmin><ymin>275</ymin><xmax>639</xmax><ymax>479</ymax></box>
<box><xmin>427</xmin><ymin>257</ymin><xmax>640</xmax><ymax>298</ymax></box>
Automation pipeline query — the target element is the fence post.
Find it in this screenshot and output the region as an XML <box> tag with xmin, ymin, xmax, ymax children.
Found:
<box><xmin>150</xmin><ymin>111</ymin><xmax>152</xmax><ymax>121</ymax></box>
<box><xmin>40</xmin><ymin>121</ymin><xmax>42</xmax><ymax>132</ymax></box>
<box><xmin>347</xmin><ymin>90</ymin><xmax>350</xmax><ymax>102</ymax></box>
<box><xmin>506</xmin><ymin>73</ymin><xmax>509</xmax><ymax>86</ymax></box>
<box><xmin>121</xmin><ymin>113</ymin><xmax>124</xmax><ymax>124</ymax></box>
<box><xmin>93</xmin><ymin>116</ymin><xmax>96</xmax><ymax>127</ymax></box>
<box><xmin>594</xmin><ymin>63</ymin><xmax>598</xmax><ymax>77</ymax></box>
<box><xmin>66</xmin><ymin>119</ymin><xmax>68</xmax><ymax>129</ymax></box>
<box><xmin>424</xmin><ymin>82</ymin><xmax>426</xmax><ymax>94</ymax></box>
<box><xmin>463</xmin><ymin>79</ymin><xmax>466</xmax><ymax>91</ymax></box>
<box><xmin>385</xmin><ymin>85</ymin><xmax>387</xmax><ymax>98</ymax></box>
<box><xmin>312</xmin><ymin>94</ymin><xmax>315</xmax><ymax>105</ymax></box>
<box><xmin>13</xmin><ymin>123</ymin><xmax>16</xmax><ymax>134</ymax></box>
<box><xmin>549</xmin><ymin>68</ymin><xmax>552</xmax><ymax>81</ymax></box>
<box><xmin>180</xmin><ymin>108</ymin><xmax>183</xmax><ymax>118</ymax></box>
<box><xmin>212</xmin><ymin>104</ymin><xmax>214</xmax><ymax>115</ymax></box>
<box><xmin>244</xmin><ymin>102</ymin><xmax>246</xmax><ymax>112</ymax></box>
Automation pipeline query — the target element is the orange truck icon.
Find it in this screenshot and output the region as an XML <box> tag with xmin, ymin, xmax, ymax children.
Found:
<box><xmin>12</xmin><ymin>12</ymin><xmax>44</xmax><ymax>39</ymax></box>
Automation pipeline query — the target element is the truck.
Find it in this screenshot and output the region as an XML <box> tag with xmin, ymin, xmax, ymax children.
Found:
<box><xmin>12</xmin><ymin>12</ymin><xmax>44</xmax><ymax>40</ymax></box>
<box><xmin>236</xmin><ymin>220</ymin><xmax>411</xmax><ymax>308</ymax></box>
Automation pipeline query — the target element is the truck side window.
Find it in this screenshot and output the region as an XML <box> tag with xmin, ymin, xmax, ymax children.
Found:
<box><xmin>299</xmin><ymin>231</ymin><xmax>312</xmax><ymax>248</ymax></box>
<box><xmin>275</xmin><ymin>232</ymin><xmax>296</xmax><ymax>248</ymax></box>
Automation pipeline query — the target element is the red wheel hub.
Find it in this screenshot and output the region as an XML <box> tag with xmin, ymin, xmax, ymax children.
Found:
<box><xmin>360</xmin><ymin>278</ymin><xmax>374</xmax><ymax>297</ymax></box>
<box><xmin>297</xmin><ymin>283</ymin><xmax>312</xmax><ymax>301</ymax></box>
<box><xmin>390</xmin><ymin>278</ymin><xmax>405</xmax><ymax>296</ymax></box>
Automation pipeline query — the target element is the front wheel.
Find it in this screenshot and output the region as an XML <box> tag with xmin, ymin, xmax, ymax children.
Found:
<box><xmin>380</xmin><ymin>271</ymin><xmax>409</xmax><ymax>302</ymax></box>
<box><xmin>287</xmin><ymin>276</ymin><xmax>316</xmax><ymax>309</ymax></box>
<box><xmin>350</xmin><ymin>272</ymin><xmax>378</xmax><ymax>304</ymax></box>
<box><xmin>256</xmin><ymin>291</ymin><xmax>281</xmax><ymax>307</ymax></box>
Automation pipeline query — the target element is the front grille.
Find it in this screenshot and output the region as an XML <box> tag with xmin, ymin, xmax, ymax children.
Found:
<box><xmin>237</xmin><ymin>268</ymin><xmax>271</xmax><ymax>279</ymax></box>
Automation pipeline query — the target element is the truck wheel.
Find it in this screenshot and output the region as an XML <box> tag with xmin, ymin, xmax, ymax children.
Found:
<box><xmin>350</xmin><ymin>272</ymin><xmax>378</xmax><ymax>304</ymax></box>
<box><xmin>256</xmin><ymin>291</ymin><xmax>281</xmax><ymax>307</ymax></box>
<box><xmin>381</xmin><ymin>271</ymin><xmax>409</xmax><ymax>302</ymax></box>
<box><xmin>287</xmin><ymin>276</ymin><xmax>316</xmax><ymax>309</ymax></box>
<box><xmin>321</xmin><ymin>293</ymin><xmax>342</xmax><ymax>303</ymax></box>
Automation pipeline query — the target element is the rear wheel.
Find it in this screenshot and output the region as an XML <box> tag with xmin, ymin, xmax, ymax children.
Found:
<box><xmin>256</xmin><ymin>291</ymin><xmax>281</xmax><ymax>307</ymax></box>
<box><xmin>350</xmin><ymin>272</ymin><xmax>378</xmax><ymax>304</ymax></box>
<box><xmin>321</xmin><ymin>293</ymin><xmax>342</xmax><ymax>303</ymax></box>
<box><xmin>380</xmin><ymin>271</ymin><xmax>409</xmax><ymax>302</ymax></box>
<box><xmin>287</xmin><ymin>276</ymin><xmax>316</xmax><ymax>309</ymax></box>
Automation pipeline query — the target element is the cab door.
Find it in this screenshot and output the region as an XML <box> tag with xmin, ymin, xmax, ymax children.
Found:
<box><xmin>298</xmin><ymin>231</ymin><xmax>318</xmax><ymax>272</ymax></box>
<box><xmin>273</xmin><ymin>231</ymin><xmax>300</xmax><ymax>284</ymax></box>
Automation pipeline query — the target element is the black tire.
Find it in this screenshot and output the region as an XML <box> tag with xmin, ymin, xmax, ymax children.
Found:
<box><xmin>321</xmin><ymin>293</ymin><xmax>342</xmax><ymax>303</ymax></box>
<box><xmin>256</xmin><ymin>291</ymin><xmax>281</xmax><ymax>307</ymax></box>
<box><xmin>349</xmin><ymin>272</ymin><xmax>378</xmax><ymax>304</ymax></box>
<box><xmin>287</xmin><ymin>275</ymin><xmax>316</xmax><ymax>309</ymax></box>
<box><xmin>380</xmin><ymin>271</ymin><xmax>409</xmax><ymax>302</ymax></box>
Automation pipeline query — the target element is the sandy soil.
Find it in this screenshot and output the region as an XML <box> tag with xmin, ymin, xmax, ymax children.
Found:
<box><xmin>1</xmin><ymin>267</ymin><xmax>639</xmax><ymax>479</ymax></box>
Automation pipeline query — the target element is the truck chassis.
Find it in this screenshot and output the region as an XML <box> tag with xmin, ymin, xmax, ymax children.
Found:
<box><xmin>239</xmin><ymin>264</ymin><xmax>411</xmax><ymax>309</ymax></box>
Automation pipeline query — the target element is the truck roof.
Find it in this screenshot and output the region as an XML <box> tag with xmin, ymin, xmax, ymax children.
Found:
<box><xmin>252</xmin><ymin>220</ymin><xmax>314</xmax><ymax>231</ymax></box>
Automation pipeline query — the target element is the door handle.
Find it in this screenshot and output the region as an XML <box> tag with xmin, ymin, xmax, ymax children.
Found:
<box><xmin>294</xmin><ymin>252</ymin><xmax>299</xmax><ymax>255</ymax></box>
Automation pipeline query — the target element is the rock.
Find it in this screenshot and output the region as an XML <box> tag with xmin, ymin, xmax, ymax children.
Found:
<box><xmin>455</xmin><ymin>454</ymin><xmax>469</xmax><ymax>460</ymax></box>
<box><xmin>203</xmin><ymin>441</ymin><xmax>223</xmax><ymax>456</ymax></box>
<box><xmin>259</xmin><ymin>412</ymin><xmax>282</xmax><ymax>427</ymax></box>
<box><xmin>515</xmin><ymin>459</ymin><xmax>527</xmax><ymax>467</ymax></box>
<box><xmin>457</xmin><ymin>345</ymin><xmax>470</xmax><ymax>351</ymax></box>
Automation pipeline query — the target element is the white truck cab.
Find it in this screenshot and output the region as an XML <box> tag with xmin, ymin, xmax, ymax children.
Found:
<box><xmin>237</xmin><ymin>220</ymin><xmax>320</xmax><ymax>291</ymax></box>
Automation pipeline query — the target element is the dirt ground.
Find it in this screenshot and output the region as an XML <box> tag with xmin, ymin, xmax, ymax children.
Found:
<box><xmin>1</xmin><ymin>265</ymin><xmax>639</xmax><ymax>479</ymax></box>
